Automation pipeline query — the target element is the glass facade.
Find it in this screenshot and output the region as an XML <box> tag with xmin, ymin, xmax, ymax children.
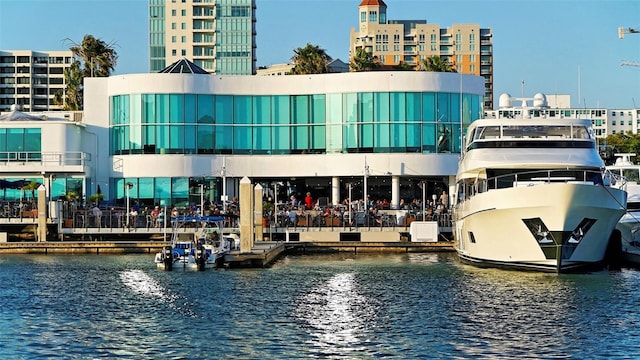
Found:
<box><xmin>110</xmin><ymin>91</ymin><xmax>482</xmax><ymax>156</ymax></box>
<box><xmin>149</xmin><ymin>0</ymin><xmax>166</xmax><ymax>72</ymax></box>
<box><xmin>0</xmin><ymin>128</ymin><xmax>41</xmax><ymax>161</ymax></box>
<box><xmin>215</xmin><ymin>0</ymin><xmax>255</xmax><ymax>75</ymax></box>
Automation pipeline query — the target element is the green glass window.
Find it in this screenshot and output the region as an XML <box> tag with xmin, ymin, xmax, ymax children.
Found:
<box><xmin>344</xmin><ymin>123</ymin><xmax>357</xmax><ymax>150</ymax></box>
<box><xmin>406</xmin><ymin>92</ymin><xmax>421</xmax><ymax>121</ymax></box>
<box><xmin>327</xmin><ymin>124</ymin><xmax>342</xmax><ymax>153</ymax></box>
<box><xmin>272</xmin><ymin>96</ymin><xmax>290</xmax><ymax>125</ymax></box>
<box><xmin>422</xmin><ymin>124</ymin><xmax>437</xmax><ymax>153</ymax></box>
<box><xmin>184</xmin><ymin>125</ymin><xmax>196</xmax><ymax>154</ymax></box>
<box><xmin>311</xmin><ymin>125</ymin><xmax>326</xmax><ymax>151</ymax></box>
<box><xmin>172</xmin><ymin>94</ymin><xmax>187</xmax><ymax>123</ymax></box>
<box><xmin>406</xmin><ymin>123</ymin><xmax>420</xmax><ymax>150</ymax></box>
<box><xmin>291</xmin><ymin>95</ymin><xmax>309</xmax><ymax>124</ymax></box>
<box><xmin>157</xmin><ymin>125</ymin><xmax>169</xmax><ymax>153</ymax></box>
<box><xmin>24</xmin><ymin>128</ymin><xmax>41</xmax><ymax>152</ymax></box>
<box><xmin>390</xmin><ymin>123</ymin><xmax>406</xmax><ymax>149</ymax></box>
<box><xmin>375</xmin><ymin>123</ymin><xmax>390</xmax><ymax>149</ymax></box>
<box><xmin>142</xmin><ymin>125</ymin><xmax>155</xmax><ymax>152</ymax></box>
<box><xmin>359</xmin><ymin>93</ymin><xmax>373</xmax><ymax>122</ymax></box>
<box><xmin>234</xmin><ymin>96</ymin><xmax>252</xmax><ymax>124</ymax></box>
<box><xmin>311</xmin><ymin>94</ymin><xmax>326</xmax><ymax>124</ymax></box>
<box><xmin>343</xmin><ymin>93</ymin><xmax>357</xmax><ymax>123</ymax></box>
<box><xmin>437</xmin><ymin>93</ymin><xmax>450</xmax><ymax>122</ymax></box>
<box><xmin>292</xmin><ymin>125</ymin><xmax>308</xmax><ymax>151</ymax></box>
<box><xmin>360</xmin><ymin>123</ymin><xmax>373</xmax><ymax>148</ymax></box>
<box><xmin>171</xmin><ymin>177</ymin><xmax>189</xmax><ymax>205</ymax></box>
<box><xmin>326</xmin><ymin>93</ymin><xmax>342</xmax><ymax>124</ymax></box>
<box><xmin>169</xmin><ymin>125</ymin><xmax>184</xmax><ymax>152</ymax></box>
<box><xmin>253</xmin><ymin>126</ymin><xmax>271</xmax><ymax>153</ymax></box>
<box><xmin>127</xmin><ymin>94</ymin><xmax>142</xmax><ymax>124</ymax></box>
<box><xmin>198</xmin><ymin>95</ymin><xmax>215</xmax><ymax>124</ymax></box>
<box><xmin>450</xmin><ymin>93</ymin><xmax>460</xmax><ymax>124</ymax></box>
<box><xmin>233</xmin><ymin>126</ymin><xmax>251</xmax><ymax>152</ymax></box>
<box><xmin>7</xmin><ymin>128</ymin><xmax>23</xmax><ymax>152</ymax></box>
<box><xmin>272</xmin><ymin>126</ymin><xmax>290</xmax><ymax>153</ymax></box>
<box><xmin>198</xmin><ymin>125</ymin><xmax>214</xmax><ymax>153</ymax></box>
<box><xmin>0</xmin><ymin>129</ymin><xmax>6</xmax><ymax>155</ymax></box>
<box><xmin>138</xmin><ymin>178</ymin><xmax>154</xmax><ymax>199</ymax></box>
<box><xmin>215</xmin><ymin>95</ymin><xmax>233</xmax><ymax>124</ymax></box>
<box><xmin>374</xmin><ymin>92</ymin><xmax>390</xmax><ymax>122</ymax></box>
<box><xmin>390</xmin><ymin>92</ymin><xmax>405</xmax><ymax>122</ymax></box>
<box><xmin>422</xmin><ymin>93</ymin><xmax>436</xmax><ymax>121</ymax></box>
<box><xmin>214</xmin><ymin>126</ymin><xmax>232</xmax><ymax>153</ymax></box>
<box><xmin>253</xmin><ymin>96</ymin><xmax>271</xmax><ymax>125</ymax></box>
<box><xmin>142</xmin><ymin>94</ymin><xmax>156</xmax><ymax>124</ymax></box>
<box><xmin>154</xmin><ymin>177</ymin><xmax>171</xmax><ymax>202</ymax></box>
<box><xmin>157</xmin><ymin>94</ymin><xmax>169</xmax><ymax>123</ymax></box>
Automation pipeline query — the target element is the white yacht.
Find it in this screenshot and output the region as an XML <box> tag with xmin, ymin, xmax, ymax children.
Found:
<box><xmin>453</xmin><ymin>93</ymin><xmax>627</xmax><ymax>272</ymax></box>
<box><xmin>608</xmin><ymin>154</ymin><xmax>640</xmax><ymax>265</ymax></box>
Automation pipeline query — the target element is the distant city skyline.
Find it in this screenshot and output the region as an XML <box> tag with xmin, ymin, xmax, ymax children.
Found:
<box><xmin>0</xmin><ymin>0</ymin><xmax>638</xmax><ymax>109</ymax></box>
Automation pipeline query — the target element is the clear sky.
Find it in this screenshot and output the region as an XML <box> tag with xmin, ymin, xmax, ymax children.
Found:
<box><xmin>0</xmin><ymin>0</ymin><xmax>639</xmax><ymax>109</ymax></box>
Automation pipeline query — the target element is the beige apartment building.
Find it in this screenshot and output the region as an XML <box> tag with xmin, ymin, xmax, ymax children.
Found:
<box><xmin>0</xmin><ymin>50</ymin><xmax>74</xmax><ymax>112</ymax></box>
<box><xmin>350</xmin><ymin>0</ymin><xmax>494</xmax><ymax>108</ymax></box>
<box><xmin>150</xmin><ymin>0</ymin><xmax>256</xmax><ymax>75</ymax></box>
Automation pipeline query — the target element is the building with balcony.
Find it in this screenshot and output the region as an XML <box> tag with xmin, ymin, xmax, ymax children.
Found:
<box><xmin>0</xmin><ymin>50</ymin><xmax>74</xmax><ymax>112</ymax></box>
<box><xmin>349</xmin><ymin>0</ymin><xmax>493</xmax><ymax>109</ymax></box>
<box><xmin>149</xmin><ymin>0</ymin><xmax>256</xmax><ymax>75</ymax></box>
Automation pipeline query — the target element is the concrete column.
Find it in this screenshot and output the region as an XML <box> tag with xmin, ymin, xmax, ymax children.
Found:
<box><xmin>391</xmin><ymin>175</ymin><xmax>400</xmax><ymax>209</ymax></box>
<box><xmin>239</xmin><ymin>176</ymin><xmax>254</xmax><ymax>253</ymax></box>
<box><xmin>37</xmin><ymin>185</ymin><xmax>46</xmax><ymax>242</ymax></box>
<box><xmin>331</xmin><ymin>176</ymin><xmax>340</xmax><ymax>206</ymax></box>
<box><xmin>254</xmin><ymin>183</ymin><xmax>263</xmax><ymax>242</ymax></box>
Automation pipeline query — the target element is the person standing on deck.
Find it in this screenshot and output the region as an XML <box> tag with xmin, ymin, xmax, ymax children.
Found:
<box><xmin>304</xmin><ymin>192</ymin><xmax>313</xmax><ymax>210</ymax></box>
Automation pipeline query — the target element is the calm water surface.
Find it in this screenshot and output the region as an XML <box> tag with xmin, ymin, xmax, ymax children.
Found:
<box><xmin>1</xmin><ymin>252</ymin><xmax>639</xmax><ymax>359</ymax></box>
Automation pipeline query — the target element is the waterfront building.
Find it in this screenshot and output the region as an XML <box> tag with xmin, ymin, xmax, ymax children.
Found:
<box><xmin>0</xmin><ymin>60</ymin><xmax>484</xmax><ymax>212</ymax></box>
<box><xmin>0</xmin><ymin>50</ymin><xmax>74</xmax><ymax>112</ymax></box>
<box><xmin>349</xmin><ymin>0</ymin><xmax>494</xmax><ymax>109</ymax></box>
<box><xmin>149</xmin><ymin>0</ymin><xmax>257</xmax><ymax>75</ymax></box>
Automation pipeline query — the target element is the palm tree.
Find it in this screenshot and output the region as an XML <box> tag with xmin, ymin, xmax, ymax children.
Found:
<box><xmin>349</xmin><ymin>48</ymin><xmax>380</xmax><ymax>72</ymax></box>
<box><xmin>53</xmin><ymin>61</ymin><xmax>83</xmax><ymax>110</ymax></box>
<box><xmin>393</xmin><ymin>61</ymin><xmax>415</xmax><ymax>71</ymax></box>
<box><xmin>289</xmin><ymin>43</ymin><xmax>331</xmax><ymax>75</ymax></box>
<box><xmin>65</xmin><ymin>34</ymin><xmax>118</xmax><ymax>77</ymax></box>
<box><xmin>422</xmin><ymin>55</ymin><xmax>457</xmax><ymax>73</ymax></box>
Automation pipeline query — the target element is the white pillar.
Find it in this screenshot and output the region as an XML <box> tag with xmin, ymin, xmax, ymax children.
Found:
<box><xmin>331</xmin><ymin>176</ymin><xmax>340</xmax><ymax>206</ymax></box>
<box><xmin>239</xmin><ymin>177</ymin><xmax>253</xmax><ymax>253</ymax></box>
<box><xmin>254</xmin><ymin>183</ymin><xmax>263</xmax><ymax>242</ymax></box>
<box><xmin>391</xmin><ymin>175</ymin><xmax>400</xmax><ymax>209</ymax></box>
<box><xmin>37</xmin><ymin>185</ymin><xmax>46</xmax><ymax>242</ymax></box>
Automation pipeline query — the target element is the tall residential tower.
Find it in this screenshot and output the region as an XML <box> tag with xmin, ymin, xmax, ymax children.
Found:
<box><xmin>0</xmin><ymin>50</ymin><xmax>74</xmax><ymax>112</ymax></box>
<box><xmin>349</xmin><ymin>0</ymin><xmax>494</xmax><ymax>108</ymax></box>
<box><xmin>149</xmin><ymin>0</ymin><xmax>256</xmax><ymax>75</ymax></box>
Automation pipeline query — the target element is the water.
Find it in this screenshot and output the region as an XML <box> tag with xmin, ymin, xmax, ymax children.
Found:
<box><xmin>1</xmin><ymin>252</ymin><xmax>639</xmax><ymax>359</ymax></box>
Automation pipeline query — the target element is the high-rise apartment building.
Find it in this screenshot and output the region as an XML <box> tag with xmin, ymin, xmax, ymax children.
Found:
<box><xmin>349</xmin><ymin>0</ymin><xmax>494</xmax><ymax>108</ymax></box>
<box><xmin>149</xmin><ymin>0</ymin><xmax>257</xmax><ymax>75</ymax></box>
<box><xmin>0</xmin><ymin>50</ymin><xmax>74</xmax><ymax>112</ymax></box>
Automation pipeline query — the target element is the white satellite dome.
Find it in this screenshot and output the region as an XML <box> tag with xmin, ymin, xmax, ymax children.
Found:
<box><xmin>533</xmin><ymin>93</ymin><xmax>547</xmax><ymax>107</ymax></box>
<box><xmin>498</xmin><ymin>93</ymin><xmax>512</xmax><ymax>109</ymax></box>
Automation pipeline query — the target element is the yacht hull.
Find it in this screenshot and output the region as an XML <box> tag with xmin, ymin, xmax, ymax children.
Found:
<box><xmin>616</xmin><ymin>212</ymin><xmax>640</xmax><ymax>266</ymax></box>
<box><xmin>454</xmin><ymin>183</ymin><xmax>626</xmax><ymax>272</ymax></box>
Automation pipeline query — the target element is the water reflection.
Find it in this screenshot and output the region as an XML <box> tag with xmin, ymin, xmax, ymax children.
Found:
<box><xmin>295</xmin><ymin>272</ymin><xmax>378</xmax><ymax>356</ymax></box>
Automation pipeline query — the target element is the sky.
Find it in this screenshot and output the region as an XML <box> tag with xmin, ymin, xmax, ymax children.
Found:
<box><xmin>0</xmin><ymin>0</ymin><xmax>639</xmax><ymax>109</ymax></box>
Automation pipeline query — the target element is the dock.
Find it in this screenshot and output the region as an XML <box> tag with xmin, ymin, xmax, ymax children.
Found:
<box><xmin>0</xmin><ymin>239</ymin><xmax>455</xmax><ymax>268</ymax></box>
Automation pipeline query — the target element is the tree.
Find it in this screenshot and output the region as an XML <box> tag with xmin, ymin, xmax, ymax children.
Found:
<box><xmin>53</xmin><ymin>61</ymin><xmax>83</xmax><ymax>110</ymax></box>
<box><xmin>350</xmin><ymin>48</ymin><xmax>380</xmax><ymax>72</ymax></box>
<box><xmin>393</xmin><ymin>61</ymin><xmax>415</xmax><ymax>71</ymax></box>
<box><xmin>289</xmin><ymin>43</ymin><xmax>331</xmax><ymax>75</ymax></box>
<box><xmin>65</xmin><ymin>34</ymin><xmax>118</xmax><ymax>77</ymax></box>
<box><xmin>422</xmin><ymin>55</ymin><xmax>457</xmax><ymax>73</ymax></box>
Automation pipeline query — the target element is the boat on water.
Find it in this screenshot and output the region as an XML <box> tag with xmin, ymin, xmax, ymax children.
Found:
<box><xmin>607</xmin><ymin>153</ymin><xmax>640</xmax><ymax>266</ymax></box>
<box><xmin>154</xmin><ymin>216</ymin><xmax>239</xmax><ymax>271</ymax></box>
<box><xmin>453</xmin><ymin>93</ymin><xmax>627</xmax><ymax>273</ymax></box>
